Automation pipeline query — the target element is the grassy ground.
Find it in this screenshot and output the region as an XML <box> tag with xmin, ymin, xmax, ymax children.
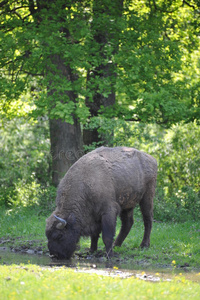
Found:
<box><xmin>1</xmin><ymin>264</ymin><xmax>200</xmax><ymax>300</ymax></box>
<box><xmin>0</xmin><ymin>206</ymin><xmax>200</xmax><ymax>269</ymax></box>
<box><xmin>1</xmin><ymin>206</ymin><xmax>200</xmax><ymax>299</ymax></box>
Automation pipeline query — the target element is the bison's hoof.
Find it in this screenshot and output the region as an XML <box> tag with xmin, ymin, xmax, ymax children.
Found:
<box><xmin>140</xmin><ymin>243</ymin><xmax>150</xmax><ymax>248</ymax></box>
<box><xmin>113</xmin><ymin>241</ymin><xmax>122</xmax><ymax>247</ymax></box>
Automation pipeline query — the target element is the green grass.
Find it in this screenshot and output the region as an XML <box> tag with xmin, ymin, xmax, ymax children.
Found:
<box><xmin>1</xmin><ymin>264</ymin><xmax>200</xmax><ymax>300</ymax></box>
<box><xmin>0</xmin><ymin>206</ymin><xmax>200</xmax><ymax>269</ymax></box>
<box><xmin>80</xmin><ymin>216</ymin><xmax>200</xmax><ymax>269</ymax></box>
<box><xmin>1</xmin><ymin>206</ymin><xmax>200</xmax><ymax>299</ymax></box>
<box><xmin>0</xmin><ymin>207</ymin><xmax>46</xmax><ymax>239</ymax></box>
<box><xmin>0</xmin><ymin>207</ymin><xmax>47</xmax><ymax>251</ymax></box>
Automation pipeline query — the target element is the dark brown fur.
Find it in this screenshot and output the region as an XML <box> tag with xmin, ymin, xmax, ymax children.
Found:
<box><xmin>46</xmin><ymin>147</ymin><xmax>157</xmax><ymax>259</ymax></box>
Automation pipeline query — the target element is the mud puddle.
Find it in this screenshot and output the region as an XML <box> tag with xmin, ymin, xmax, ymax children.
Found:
<box><xmin>1</xmin><ymin>247</ymin><xmax>200</xmax><ymax>283</ymax></box>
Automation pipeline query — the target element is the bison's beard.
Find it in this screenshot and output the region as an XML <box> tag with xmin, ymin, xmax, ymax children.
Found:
<box><xmin>47</xmin><ymin>229</ymin><xmax>79</xmax><ymax>260</ymax></box>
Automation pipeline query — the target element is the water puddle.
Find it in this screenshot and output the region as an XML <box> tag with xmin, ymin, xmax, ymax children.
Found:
<box><xmin>1</xmin><ymin>247</ymin><xmax>200</xmax><ymax>283</ymax></box>
<box><xmin>0</xmin><ymin>247</ymin><xmax>50</xmax><ymax>265</ymax></box>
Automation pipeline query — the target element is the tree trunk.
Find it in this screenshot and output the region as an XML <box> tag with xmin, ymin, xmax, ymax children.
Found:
<box><xmin>47</xmin><ymin>53</ymin><xmax>83</xmax><ymax>186</ymax></box>
<box><xmin>28</xmin><ymin>0</ymin><xmax>83</xmax><ymax>186</ymax></box>
<box><xmin>49</xmin><ymin>118</ymin><xmax>82</xmax><ymax>186</ymax></box>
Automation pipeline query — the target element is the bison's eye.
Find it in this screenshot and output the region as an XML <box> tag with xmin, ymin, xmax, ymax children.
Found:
<box><xmin>56</xmin><ymin>233</ymin><xmax>63</xmax><ymax>241</ymax></box>
<box><xmin>52</xmin><ymin>232</ymin><xmax>63</xmax><ymax>241</ymax></box>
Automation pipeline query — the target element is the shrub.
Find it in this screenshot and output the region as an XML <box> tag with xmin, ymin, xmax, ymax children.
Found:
<box><xmin>0</xmin><ymin>117</ymin><xmax>50</xmax><ymax>206</ymax></box>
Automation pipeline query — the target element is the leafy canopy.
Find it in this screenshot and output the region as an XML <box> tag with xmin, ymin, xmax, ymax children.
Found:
<box><xmin>0</xmin><ymin>0</ymin><xmax>199</xmax><ymax>126</ymax></box>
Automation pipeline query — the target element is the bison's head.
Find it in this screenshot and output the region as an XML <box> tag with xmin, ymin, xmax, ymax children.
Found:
<box><xmin>45</xmin><ymin>213</ymin><xmax>80</xmax><ymax>260</ymax></box>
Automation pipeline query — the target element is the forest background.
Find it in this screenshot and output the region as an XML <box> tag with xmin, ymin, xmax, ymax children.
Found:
<box><xmin>0</xmin><ymin>0</ymin><xmax>200</xmax><ymax>222</ymax></box>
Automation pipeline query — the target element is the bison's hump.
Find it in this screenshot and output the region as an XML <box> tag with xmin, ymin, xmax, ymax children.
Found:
<box><xmin>59</xmin><ymin>147</ymin><xmax>157</xmax><ymax>196</ymax></box>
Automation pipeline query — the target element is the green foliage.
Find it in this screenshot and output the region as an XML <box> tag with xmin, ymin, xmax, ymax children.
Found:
<box><xmin>1</xmin><ymin>0</ymin><xmax>199</xmax><ymax>125</ymax></box>
<box><xmin>153</xmin><ymin>123</ymin><xmax>200</xmax><ymax>221</ymax></box>
<box><xmin>50</xmin><ymin>101</ymin><xmax>75</xmax><ymax>124</ymax></box>
<box><xmin>0</xmin><ymin>117</ymin><xmax>51</xmax><ymax>206</ymax></box>
<box><xmin>36</xmin><ymin>185</ymin><xmax>57</xmax><ymax>215</ymax></box>
<box><xmin>10</xmin><ymin>180</ymin><xmax>41</xmax><ymax>207</ymax></box>
<box><xmin>114</xmin><ymin>1</ymin><xmax>200</xmax><ymax>126</ymax></box>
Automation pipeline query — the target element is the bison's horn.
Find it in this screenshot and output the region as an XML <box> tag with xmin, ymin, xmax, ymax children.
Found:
<box><xmin>54</xmin><ymin>215</ymin><xmax>67</xmax><ymax>229</ymax></box>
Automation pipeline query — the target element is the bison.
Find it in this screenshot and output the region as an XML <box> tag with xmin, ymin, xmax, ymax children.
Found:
<box><xmin>46</xmin><ymin>146</ymin><xmax>157</xmax><ymax>259</ymax></box>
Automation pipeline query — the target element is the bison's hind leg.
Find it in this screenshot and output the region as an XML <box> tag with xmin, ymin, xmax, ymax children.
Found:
<box><xmin>101</xmin><ymin>211</ymin><xmax>117</xmax><ymax>258</ymax></box>
<box><xmin>90</xmin><ymin>231</ymin><xmax>100</xmax><ymax>253</ymax></box>
<box><xmin>139</xmin><ymin>180</ymin><xmax>155</xmax><ymax>248</ymax></box>
<box><xmin>114</xmin><ymin>208</ymin><xmax>134</xmax><ymax>247</ymax></box>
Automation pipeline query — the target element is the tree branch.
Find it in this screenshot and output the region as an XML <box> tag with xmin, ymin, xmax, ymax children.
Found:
<box><xmin>164</xmin><ymin>31</ymin><xmax>171</xmax><ymax>40</ymax></box>
<box><xmin>152</xmin><ymin>0</ymin><xmax>158</xmax><ymax>11</ymax></box>
<box><xmin>124</xmin><ymin>117</ymin><xmax>141</xmax><ymax>122</ymax></box>
<box><xmin>28</xmin><ymin>0</ymin><xmax>37</xmax><ymax>15</ymax></box>
<box><xmin>9</xmin><ymin>6</ymin><xmax>30</xmax><ymax>12</ymax></box>
<box><xmin>149</xmin><ymin>0</ymin><xmax>183</xmax><ymax>14</ymax></box>
<box><xmin>23</xmin><ymin>71</ymin><xmax>44</xmax><ymax>77</ymax></box>
<box><xmin>0</xmin><ymin>0</ymin><xmax>8</xmax><ymax>8</ymax></box>
<box><xmin>182</xmin><ymin>0</ymin><xmax>196</xmax><ymax>10</ymax></box>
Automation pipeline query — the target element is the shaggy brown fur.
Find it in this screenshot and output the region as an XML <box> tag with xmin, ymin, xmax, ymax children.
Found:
<box><xmin>46</xmin><ymin>147</ymin><xmax>157</xmax><ymax>259</ymax></box>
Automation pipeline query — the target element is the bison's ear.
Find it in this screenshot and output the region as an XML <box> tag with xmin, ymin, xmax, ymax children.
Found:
<box><xmin>67</xmin><ymin>213</ymin><xmax>76</xmax><ymax>226</ymax></box>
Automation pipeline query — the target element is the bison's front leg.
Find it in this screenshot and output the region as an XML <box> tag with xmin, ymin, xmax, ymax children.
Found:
<box><xmin>101</xmin><ymin>213</ymin><xmax>117</xmax><ymax>259</ymax></box>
